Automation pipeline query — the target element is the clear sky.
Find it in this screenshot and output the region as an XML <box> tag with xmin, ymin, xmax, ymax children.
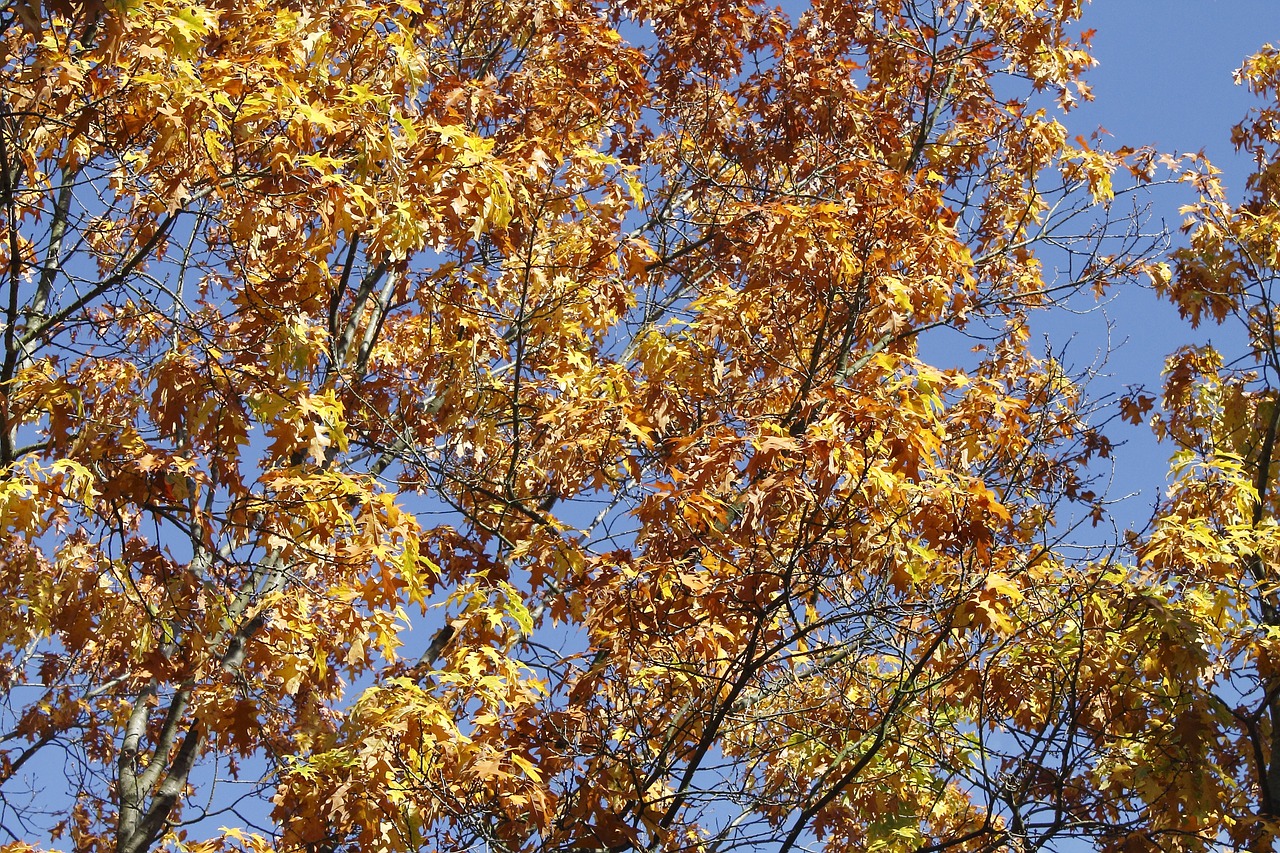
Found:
<box><xmin>1048</xmin><ymin>1</ymin><xmax>1280</xmax><ymax>528</ymax></box>
<box><xmin>1079</xmin><ymin>0</ymin><xmax>1280</xmax><ymax>171</ymax></box>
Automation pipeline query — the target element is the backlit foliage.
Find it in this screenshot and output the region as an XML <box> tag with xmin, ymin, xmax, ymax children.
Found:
<box><xmin>0</xmin><ymin>1</ymin><xmax>1221</xmax><ymax>852</ymax></box>
<box><xmin>1120</xmin><ymin>40</ymin><xmax>1280</xmax><ymax>851</ymax></box>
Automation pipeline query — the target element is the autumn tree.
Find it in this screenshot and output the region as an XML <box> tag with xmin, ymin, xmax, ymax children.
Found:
<box><xmin>1060</xmin><ymin>40</ymin><xmax>1280</xmax><ymax>851</ymax></box>
<box><xmin>0</xmin><ymin>0</ymin><xmax>1179</xmax><ymax>852</ymax></box>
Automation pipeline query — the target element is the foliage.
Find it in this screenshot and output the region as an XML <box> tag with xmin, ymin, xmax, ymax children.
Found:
<box><xmin>1108</xmin><ymin>40</ymin><xmax>1280</xmax><ymax>851</ymax></box>
<box><xmin>0</xmin><ymin>0</ymin><xmax>1254</xmax><ymax>852</ymax></box>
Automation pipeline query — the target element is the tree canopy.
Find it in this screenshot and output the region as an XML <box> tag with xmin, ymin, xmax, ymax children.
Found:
<box><xmin>0</xmin><ymin>0</ymin><xmax>1278</xmax><ymax>851</ymax></box>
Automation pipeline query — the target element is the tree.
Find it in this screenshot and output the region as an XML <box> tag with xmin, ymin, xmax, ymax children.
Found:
<box><xmin>1094</xmin><ymin>41</ymin><xmax>1280</xmax><ymax>851</ymax></box>
<box><xmin>0</xmin><ymin>0</ymin><xmax>1182</xmax><ymax>851</ymax></box>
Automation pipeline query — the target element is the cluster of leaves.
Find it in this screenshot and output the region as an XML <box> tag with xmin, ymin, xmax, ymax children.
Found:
<box><xmin>0</xmin><ymin>0</ymin><xmax>1275</xmax><ymax>852</ymax></box>
<box><xmin>1101</xmin><ymin>41</ymin><xmax>1280</xmax><ymax>851</ymax></box>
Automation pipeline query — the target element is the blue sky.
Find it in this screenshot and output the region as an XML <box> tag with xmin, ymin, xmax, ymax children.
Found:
<box><xmin>1078</xmin><ymin>0</ymin><xmax>1280</xmax><ymax>171</ymax></box>
<box><xmin>1045</xmin><ymin>1</ymin><xmax>1280</xmax><ymax>527</ymax></box>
